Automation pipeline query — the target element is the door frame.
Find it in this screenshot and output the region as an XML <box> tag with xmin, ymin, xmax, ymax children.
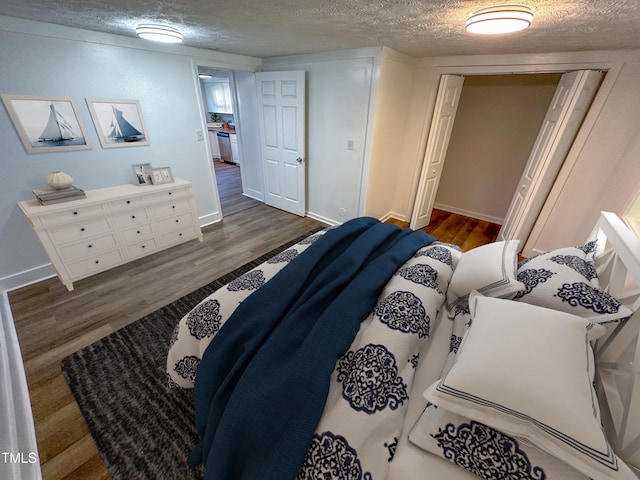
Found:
<box><xmin>191</xmin><ymin>60</ymin><xmax>261</xmax><ymax>222</ymax></box>
<box><xmin>408</xmin><ymin>60</ymin><xmax>621</xmax><ymax>254</ymax></box>
<box><xmin>498</xmin><ymin>70</ymin><xmax>605</xmax><ymax>245</ymax></box>
<box><xmin>410</xmin><ymin>74</ymin><xmax>464</xmax><ymax>230</ymax></box>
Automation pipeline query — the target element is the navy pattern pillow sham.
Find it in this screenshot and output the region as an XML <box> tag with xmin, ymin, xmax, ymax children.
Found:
<box><xmin>515</xmin><ymin>241</ymin><xmax>632</xmax><ymax>323</ymax></box>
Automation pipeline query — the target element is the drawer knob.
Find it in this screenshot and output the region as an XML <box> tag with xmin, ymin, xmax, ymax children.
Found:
<box><xmin>179</xmin><ymin>233</ymin><xmax>183</xmax><ymax>237</ymax></box>
<box><xmin>142</xmin><ymin>245</ymin><xmax>146</xmax><ymax>249</ymax></box>
<box><xmin>88</xmin><ymin>244</ymin><xmax>92</xmax><ymax>248</ymax></box>
<box><xmin>168</xmin><ymin>192</ymin><xmax>172</xmax><ymax>195</ymax></box>
<box><xmin>95</xmin><ymin>260</ymin><xmax>100</xmax><ymax>264</ymax></box>
<box><xmin>80</xmin><ymin>228</ymin><xmax>85</xmax><ymax>232</ymax></box>
<box><xmin>172</xmin><ymin>205</ymin><xmax>176</xmax><ymax>209</ymax></box>
<box><xmin>175</xmin><ymin>219</ymin><xmax>179</xmax><ymax>223</ymax></box>
<box><xmin>131</xmin><ymin>215</ymin><xmax>136</xmax><ymax>219</ymax></box>
<box><xmin>73</xmin><ymin>211</ymin><xmax>78</xmax><ymax>215</ymax></box>
<box><xmin>126</xmin><ymin>200</ymin><xmax>131</xmax><ymax>204</ymax></box>
<box><xmin>137</xmin><ymin>230</ymin><xmax>141</xmax><ymax>234</ymax></box>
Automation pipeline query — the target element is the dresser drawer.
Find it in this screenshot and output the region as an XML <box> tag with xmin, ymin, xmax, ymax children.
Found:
<box><xmin>48</xmin><ymin>217</ymin><xmax>112</xmax><ymax>244</ymax></box>
<box><xmin>145</xmin><ymin>187</ymin><xmax>191</xmax><ymax>204</ymax></box>
<box><xmin>67</xmin><ymin>249</ymin><xmax>124</xmax><ymax>278</ymax></box>
<box><xmin>109</xmin><ymin>196</ymin><xmax>144</xmax><ymax>211</ymax></box>
<box><xmin>120</xmin><ymin>223</ymin><xmax>154</xmax><ymax>243</ymax></box>
<box><xmin>151</xmin><ymin>198</ymin><xmax>192</xmax><ymax>218</ymax></box>
<box><xmin>113</xmin><ymin>208</ymin><xmax>150</xmax><ymax>228</ymax></box>
<box><xmin>58</xmin><ymin>234</ymin><xmax>119</xmax><ymax>262</ymax></box>
<box><xmin>125</xmin><ymin>238</ymin><xmax>158</xmax><ymax>259</ymax></box>
<box><xmin>159</xmin><ymin>225</ymin><xmax>198</xmax><ymax>247</ymax></box>
<box><xmin>40</xmin><ymin>204</ymin><xmax>106</xmax><ymax>226</ymax></box>
<box><xmin>156</xmin><ymin>212</ymin><xmax>195</xmax><ymax>235</ymax></box>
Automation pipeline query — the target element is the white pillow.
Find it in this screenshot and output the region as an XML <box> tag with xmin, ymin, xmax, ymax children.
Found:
<box><xmin>424</xmin><ymin>294</ymin><xmax>636</xmax><ymax>480</ymax></box>
<box><xmin>445</xmin><ymin>240</ymin><xmax>523</xmax><ymax>316</ymax></box>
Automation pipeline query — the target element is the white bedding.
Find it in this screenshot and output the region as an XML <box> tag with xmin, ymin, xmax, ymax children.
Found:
<box><xmin>386</xmin><ymin>305</ymin><xmax>478</xmax><ymax>480</ymax></box>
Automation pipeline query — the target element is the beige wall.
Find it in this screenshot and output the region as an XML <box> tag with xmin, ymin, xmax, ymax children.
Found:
<box><xmin>371</xmin><ymin>49</ymin><xmax>640</xmax><ymax>256</ymax></box>
<box><xmin>364</xmin><ymin>48</ymin><xmax>416</xmax><ymax>220</ymax></box>
<box><xmin>435</xmin><ymin>73</ymin><xmax>561</xmax><ymax>223</ymax></box>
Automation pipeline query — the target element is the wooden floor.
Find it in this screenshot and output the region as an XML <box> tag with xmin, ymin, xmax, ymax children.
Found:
<box><xmin>8</xmin><ymin>166</ymin><xmax>499</xmax><ymax>479</ymax></box>
<box><xmin>214</xmin><ymin>161</ymin><xmax>262</xmax><ymax>216</ymax></box>
<box><xmin>387</xmin><ymin>208</ymin><xmax>500</xmax><ymax>252</ymax></box>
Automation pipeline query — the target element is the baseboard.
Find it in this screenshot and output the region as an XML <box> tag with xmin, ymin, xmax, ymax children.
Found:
<box><xmin>379</xmin><ymin>211</ymin><xmax>407</xmax><ymax>223</ymax></box>
<box><xmin>199</xmin><ymin>212</ymin><xmax>222</xmax><ymax>228</ymax></box>
<box><xmin>242</xmin><ymin>190</ymin><xmax>264</xmax><ymax>202</ymax></box>
<box><xmin>306</xmin><ymin>211</ymin><xmax>339</xmax><ymax>226</ymax></box>
<box><xmin>434</xmin><ymin>203</ymin><xmax>504</xmax><ymax>225</ymax></box>
<box><xmin>0</xmin><ymin>264</ymin><xmax>56</xmax><ymax>293</ymax></box>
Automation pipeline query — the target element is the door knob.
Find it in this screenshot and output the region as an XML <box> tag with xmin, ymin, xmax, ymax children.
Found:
<box><xmin>296</xmin><ymin>157</ymin><xmax>303</xmax><ymax>164</ymax></box>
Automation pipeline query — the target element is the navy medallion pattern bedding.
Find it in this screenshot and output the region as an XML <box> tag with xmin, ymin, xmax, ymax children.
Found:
<box><xmin>167</xmin><ymin>218</ymin><xmax>459</xmax><ymax>479</ymax></box>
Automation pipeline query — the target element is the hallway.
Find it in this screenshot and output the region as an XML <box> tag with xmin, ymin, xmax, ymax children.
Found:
<box><xmin>214</xmin><ymin>161</ymin><xmax>262</xmax><ymax>216</ymax></box>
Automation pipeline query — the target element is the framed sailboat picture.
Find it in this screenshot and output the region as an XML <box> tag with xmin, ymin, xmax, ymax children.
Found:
<box><xmin>1</xmin><ymin>94</ymin><xmax>92</xmax><ymax>153</ymax></box>
<box><xmin>86</xmin><ymin>98</ymin><xmax>150</xmax><ymax>148</ymax></box>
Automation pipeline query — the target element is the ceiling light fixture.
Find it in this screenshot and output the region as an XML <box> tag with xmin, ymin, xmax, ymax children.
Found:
<box><xmin>465</xmin><ymin>5</ymin><xmax>533</xmax><ymax>35</ymax></box>
<box><xmin>136</xmin><ymin>24</ymin><xmax>183</xmax><ymax>43</ymax></box>
<box><xmin>198</xmin><ymin>74</ymin><xmax>213</xmax><ymax>79</ymax></box>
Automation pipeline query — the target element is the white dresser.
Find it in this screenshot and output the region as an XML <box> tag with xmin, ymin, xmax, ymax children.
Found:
<box><xmin>18</xmin><ymin>178</ymin><xmax>203</xmax><ymax>291</ymax></box>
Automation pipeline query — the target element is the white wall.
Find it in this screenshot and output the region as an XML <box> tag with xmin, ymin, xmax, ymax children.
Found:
<box><xmin>0</xmin><ymin>17</ymin><xmax>261</xmax><ymax>290</ymax></box>
<box><xmin>262</xmin><ymin>48</ymin><xmax>379</xmax><ymax>224</ymax></box>
<box><xmin>388</xmin><ymin>49</ymin><xmax>640</xmax><ymax>255</ymax></box>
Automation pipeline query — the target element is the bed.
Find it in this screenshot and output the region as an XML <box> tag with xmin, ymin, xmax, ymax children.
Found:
<box><xmin>167</xmin><ymin>212</ymin><xmax>640</xmax><ymax>480</ymax></box>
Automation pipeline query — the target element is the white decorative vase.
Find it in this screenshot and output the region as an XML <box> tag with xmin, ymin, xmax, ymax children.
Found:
<box><xmin>45</xmin><ymin>171</ymin><xmax>74</xmax><ymax>190</ymax></box>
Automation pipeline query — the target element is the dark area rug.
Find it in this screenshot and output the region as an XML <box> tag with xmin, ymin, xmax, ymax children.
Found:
<box><xmin>61</xmin><ymin>227</ymin><xmax>325</xmax><ymax>479</ymax></box>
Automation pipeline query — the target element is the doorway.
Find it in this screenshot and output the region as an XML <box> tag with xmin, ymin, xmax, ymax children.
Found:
<box><xmin>434</xmin><ymin>73</ymin><xmax>562</xmax><ymax>223</ymax></box>
<box><xmin>194</xmin><ymin>66</ymin><xmax>308</xmax><ymax>219</ymax></box>
<box><xmin>197</xmin><ymin>66</ymin><xmax>252</xmax><ymax>217</ymax></box>
<box><xmin>411</xmin><ymin>69</ymin><xmax>605</xmax><ymax>253</ymax></box>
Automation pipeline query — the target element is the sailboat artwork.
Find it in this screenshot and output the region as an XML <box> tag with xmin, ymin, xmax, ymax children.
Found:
<box><xmin>107</xmin><ymin>105</ymin><xmax>145</xmax><ymax>143</ymax></box>
<box><xmin>38</xmin><ymin>103</ymin><xmax>83</xmax><ymax>143</ymax></box>
<box><xmin>0</xmin><ymin>94</ymin><xmax>91</xmax><ymax>153</ymax></box>
<box><xmin>87</xmin><ymin>98</ymin><xmax>150</xmax><ymax>148</ymax></box>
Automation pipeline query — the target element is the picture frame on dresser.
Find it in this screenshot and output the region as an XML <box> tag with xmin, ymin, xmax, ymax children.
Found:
<box><xmin>149</xmin><ymin>167</ymin><xmax>174</xmax><ymax>185</ymax></box>
<box><xmin>86</xmin><ymin>98</ymin><xmax>150</xmax><ymax>148</ymax></box>
<box><xmin>131</xmin><ymin>163</ymin><xmax>153</xmax><ymax>185</ymax></box>
<box><xmin>1</xmin><ymin>94</ymin><xmax>92</xmax><ymax>153</ymax></box>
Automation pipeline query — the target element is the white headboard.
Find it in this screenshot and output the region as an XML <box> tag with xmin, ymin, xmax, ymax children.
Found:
<box><xmin>590</xmin><ymin>212</ymin><xmax>640</xmax><ymax>476</ymax></box>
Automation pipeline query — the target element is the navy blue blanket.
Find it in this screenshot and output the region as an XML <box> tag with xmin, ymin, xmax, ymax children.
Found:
<box><xmin>190</xmin><ymin>217</ymin><xmax>434</xmax><ymax>479</ymax></box>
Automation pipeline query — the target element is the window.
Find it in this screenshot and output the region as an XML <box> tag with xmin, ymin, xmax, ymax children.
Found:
<box><xmin>203</xmin><ymin>80</ymin><xmax>233</xmax><ymax>114</ymax></box>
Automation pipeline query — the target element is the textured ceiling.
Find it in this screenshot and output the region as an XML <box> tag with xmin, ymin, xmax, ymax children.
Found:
<box><xmin>0</xmin><ymin>0</ymin><xmax>639</xmax><ymax>58</ymax></box>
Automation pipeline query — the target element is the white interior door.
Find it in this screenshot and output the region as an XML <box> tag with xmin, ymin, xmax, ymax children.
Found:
<box><xmin>255</xmin><ymin>71</ymin><xmax>306</xmax><ymax>216</ymax></box>
<box><xmin>410</xmin><ymin>75</ymin><xmax>464</xmax><ymax>230</ymax></box>
<box><xmin>498</xmin><ymin>70</ymin><xmax>604</xmax><ymax>244</ymax></box>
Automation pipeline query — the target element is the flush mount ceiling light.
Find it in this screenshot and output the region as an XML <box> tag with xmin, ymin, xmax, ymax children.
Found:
<box><xmin>136</xmin><ymin>24</ymin><xmax>183</xmax><ymax>43</ymax></box>
<box><xmin>465</xmin><ymin>5</ymin><xmax>533</xmax><ymax>34</ymax></box>
<box><xmin>198</xmin><ymin>74</ymin><xmax>213</xmax><ymax>79</ymax></box>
